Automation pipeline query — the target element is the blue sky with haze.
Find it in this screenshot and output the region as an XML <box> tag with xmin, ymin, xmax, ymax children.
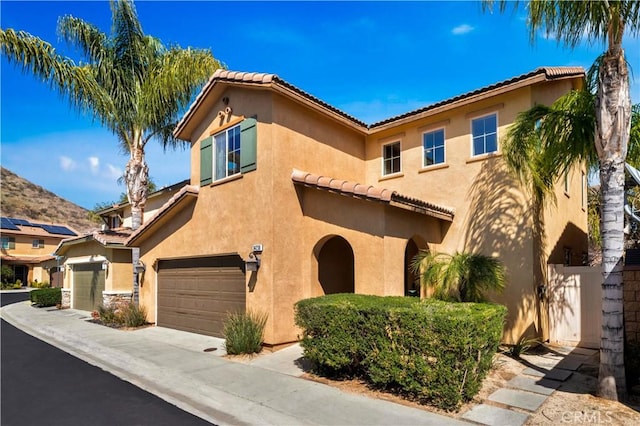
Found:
<box><xmin>1</xmin><ymin>1</ymin><xmax>638</xmax><ymax>210</ymax></box>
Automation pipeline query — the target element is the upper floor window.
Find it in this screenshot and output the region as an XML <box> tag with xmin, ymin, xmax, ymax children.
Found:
<box><xmin>471</xmin><ymin>113</ymin><xmax>498</xmax><ymax>156</ymax></box>
<box><xmin>214</xmin><ymin>125</ymin><xmax>241</xmax><ymax>181</ymax></box>
<box><xmin>382</xmin><ymin>141</ymin><xmax>401</xmax><ymax>176</ymax></box>
<box><xmin>1</xmin><ymin>236</ymin><xmax>15</xmax><ymax>249</ymax></box>
<box><xmin>108</xmin><ymin>215</ymin><xmax>120</xmax><ymax>229</ymax></box>
<box><xmin>423</xmin><ymin>129</ymin><xmax>445</xmax><ymax>167</ymax></box>
<box><xmin>200</xmin><ymin>118</ymin><xmax>257</xmax><ymax>186</ymax></box>
<box><xmin>32</xmin><ymin>239</ymin><xmax>44</xmax><ymax>249</ymax></box>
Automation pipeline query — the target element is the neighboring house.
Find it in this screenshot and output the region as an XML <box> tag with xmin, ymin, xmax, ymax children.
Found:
<box><xmin>96</xmin><ymin>179</ymin><xmax>190</xmax><ymax>229</ymax></box>
<box><xmin>55</xmin><ymin>180</ymin><xmax>188</xmax><ymax>311</ymax></box>
<box><xmin>124</xmin><ymin>67</ymin><xmax>588</xmax><ymax>346</ymax></box>
<box><xmin>0</xmin><ymin>217</ymin><xmax>77</xmax><ymax>287</ymax></box>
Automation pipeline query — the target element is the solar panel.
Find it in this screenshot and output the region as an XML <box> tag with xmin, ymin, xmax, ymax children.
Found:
<box><xmin>0</xmin><ymin>217</ymin><xmax>19</xmax><ymax>230</ymax></box>
<box><xmin>40</xmin><ymin>225</ymin><xmax>77</xmax><ymax>236</ymax></box>
<box><xmin>8</xmin><ymin>218</ymin><xmax>32</xmax><ymax>226</ymax></box>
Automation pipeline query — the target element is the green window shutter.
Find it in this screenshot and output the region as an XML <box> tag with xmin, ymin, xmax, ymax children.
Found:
<box><xmin>200</xmin><ymin>136</ymin><xmax>213</xmax><ymax>186</ymax></box>
<box><xmin>240</xmin><ymin>118</ymin><xmax>257</xmax><ymax>173</ymax></box>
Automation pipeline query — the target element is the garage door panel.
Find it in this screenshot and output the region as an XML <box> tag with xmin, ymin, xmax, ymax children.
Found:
<box><xmin>157</xmin><ymin>257</ymin><xmax>246</xmax><ymax>338</ymax></box>
<box><xmin>73</xmin><ymin>263</ymin><xmax>105</xmax><ymax>312</ymax></box>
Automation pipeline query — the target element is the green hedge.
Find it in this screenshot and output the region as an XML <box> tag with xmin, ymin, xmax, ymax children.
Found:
<box><xmin>294</xmin><ymin>294</ymin><xmax>507</xmax><ymax>411</ymax></box>
<box><xmin>30</xmin><ymin>288</ymin><xmax>62</xmax><ymax>307</ymax></box>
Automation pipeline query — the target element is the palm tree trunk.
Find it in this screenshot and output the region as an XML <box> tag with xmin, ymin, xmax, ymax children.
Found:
<box><xmin>595</xmin><ymin>49</ymin><xmax>630</xmax><ymax>401</ymax></box>
<box><xmin>125</xmin><ymin>146</ymin><xmax>149</xmax><ymax>231</ymax></box>
<box><xmin>125</xmin><ymin>145</ymin><xmax>148</xmax><ymax>306</ymax></box>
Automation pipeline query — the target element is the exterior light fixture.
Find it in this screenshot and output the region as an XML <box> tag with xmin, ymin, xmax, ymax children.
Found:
<box><xmin>102</xmin><ymin>260</ymin><xmax>109</xmax><ymax>271</ymax></box>
<box><xmin>246</xmin><ymin>244</ymin><xmax>263</xmax><ymax>272</ymax></box>
<box><xmin>134</xmin><ymin>260</ymin><xmax>146</xmax><ymax>274</ymax></box>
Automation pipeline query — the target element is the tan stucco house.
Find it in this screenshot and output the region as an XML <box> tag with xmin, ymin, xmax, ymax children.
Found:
<box><xmin>1</xmin><ymin>217</ymin><xmax>78</xmax><ymax>287</ymax></box>
<box><xmin>55</xmin><ymin>180</ymin><xmax>188</xmax><ymax>311</ymax></box>
<box><xmin>123</xmin><ymin>66</ymin><xmax>588</xmax><ymax>347</ymax></box>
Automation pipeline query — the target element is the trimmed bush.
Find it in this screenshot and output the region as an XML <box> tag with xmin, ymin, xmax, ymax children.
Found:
<box><xmin>30</xmin><ymin>288</ymin><xmax>62</xmax><ymax>307</ymax></box>
<box><xmin>224</xmin><ymin>310</ymin><xmax>268</xmax><ymax>355</ymax></box>
<box><xmin>295</xmin><ymin>294</ymin><xmax>507</xmax><ymax>411</ymax></box>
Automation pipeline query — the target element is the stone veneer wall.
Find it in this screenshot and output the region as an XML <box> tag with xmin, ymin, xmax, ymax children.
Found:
<box><xmin>102</xmin><ymin>291</ymin><xmax>133</xmax><ymax>309</ymax></box>
<box><xmin>623</xmin><ymin>266</ymin><xmax>640</xmax><ymax>344</ymax></box>
<box><xmin>61</xmin><ymin>289</ymin><xmax>71</xmax><ymax>309</ymax></box>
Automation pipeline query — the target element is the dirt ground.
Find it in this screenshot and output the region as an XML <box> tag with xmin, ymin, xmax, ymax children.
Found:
<box><xmin>298</xmin><ymin>350</ymin><xmax>640</xmax><ymax>425</ymax></box>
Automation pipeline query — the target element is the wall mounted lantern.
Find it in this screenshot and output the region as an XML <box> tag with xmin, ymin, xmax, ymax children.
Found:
<box><xmin>246</xmin><ymin>244</ymin><xmax>263</xmax><ymax>272</ymax></box>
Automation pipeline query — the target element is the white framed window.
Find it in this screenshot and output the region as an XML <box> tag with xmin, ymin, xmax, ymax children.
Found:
<box><xmin>423</xmin><ymin>128</ymin><xmax>445</xmax><ymax>167</ymax></box>
<box><xmin>32</xmin><ymin>239</ymin><xmax>44</xmax><ymax>249</ymax></box>
<box><xmin>214</xmin><ymin>125</ymin><xmax>241</xmax><ymax>181</ymax></box>
<box><xmin>382</xmin><ymin>141</ymin><xmax>401</xmax><ymax>176</ymax></box>
<box><xmin>1</xmin><ymin>236</ymin><xmax>15</xmax><ymax>249</ymax></box>
<box><xmin>471</xmin><ymin>113</ymin><xmax>498</xmax><ymax>156</ymax></box>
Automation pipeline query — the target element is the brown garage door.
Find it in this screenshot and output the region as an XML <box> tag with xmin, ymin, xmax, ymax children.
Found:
<box><xmin>73</xmin><ymin>262</ymin><xmax>105</xmax><ymax>311</ymax></box>
<box><xmin>157</xmin><ymin>255</ymin><xmax>246</xmax><ymax>337</ymax></box>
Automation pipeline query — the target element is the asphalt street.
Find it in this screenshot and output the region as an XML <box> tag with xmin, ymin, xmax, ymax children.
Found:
<box><xmin>1</xmin><ymin>291</ymin><xmax>214</xmax><ymax>426</ymax></box>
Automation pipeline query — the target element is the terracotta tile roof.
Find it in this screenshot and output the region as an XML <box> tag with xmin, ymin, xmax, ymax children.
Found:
<box><xmin>176</xmin><ymin>66</ymin><xmax>584</xmax><ymax>138</ymax></box>
<box><xmin>0</xmin><ymin>254</ymin><xmax>55</xmax><ymax>264</ymax></box>
<box><xmin>291</xmin><ymin>169</ymin><xmax>454</xmax><ymax>221</ymax></box>
<box><xmin>126</xmin><ymin>185</ymin><xmax>199</xmax><ymax>245</ymax></box>
<box><xmin>370</xmin><ymin>66</ymin><xmax>585</xmax><ymax>128</ymax></box>
<box><xmin>175</xmin><ymin>70</ymin><xmax>367</xmax><ymax>138</ymax></box>
<box><xmin>55</xmin><ymin>227</ymin><xmax>133</xmax><ymax>255</ymax></box>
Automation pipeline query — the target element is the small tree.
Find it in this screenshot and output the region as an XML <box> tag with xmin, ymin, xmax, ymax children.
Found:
<box><xmin>411</xmin><ymin>251</ymin><xmax>505</xmax><ymax>303</ymax></box>
<box><xmin>1</xmin><ymin>265</ymin><xmax>14</xmax><ymax>284</ymax></box>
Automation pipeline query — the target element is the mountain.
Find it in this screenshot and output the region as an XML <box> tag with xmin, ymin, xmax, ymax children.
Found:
<box><xmin>0</xmin><ymin>167</ymin><xmax>99</xmax><ymax>234</ymax></box>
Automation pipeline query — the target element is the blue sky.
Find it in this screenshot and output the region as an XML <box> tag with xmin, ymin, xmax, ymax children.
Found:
<box><xmin>1</xmin><ymin>1</ymin><xmax>639</xmax><ymax>210</ymax></box>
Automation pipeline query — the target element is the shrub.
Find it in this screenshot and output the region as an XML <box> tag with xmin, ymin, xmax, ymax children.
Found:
<box><xmin>30</xmin><ymin>288</ymin><xmax>62</xmax><ymax>307</ymax></box>
<box><xmin>30</xmin><ymin>280</ymin><xmax>51</xmax><ymax>289</ymax></box>
<box><xmin>97</xmin><ymin>302</ymin><xmax>148</xmax><ymax>328</ymax></box>
<box><xmin>120</xmin><ymin>302</ymin><xmax>148</xmax><ymax>327</ymax></box>
<box><xmin>224</xmin><ymin>310</ymin><xmax>268</xmax><ymax>355</ymax></box>
<box><xmin>411</xmin><ymin>251</ymin><xmax>505</xmax><ymax>302</ymax></box>
<box><xmin>295</xmin><ymin>294</ymin><xmax>507</xmax><ymax>411</ymax></box>
<box><xmin>1</xmin><ymin>282</ymin><xmax>22</xmax><ymax>290</ymax></box>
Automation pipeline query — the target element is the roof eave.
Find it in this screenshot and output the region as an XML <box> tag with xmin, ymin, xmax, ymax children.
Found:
<box><xmin>126</xmin><ymin>188</ymin><xmax>199</xmax><ymax>246</ymax></box>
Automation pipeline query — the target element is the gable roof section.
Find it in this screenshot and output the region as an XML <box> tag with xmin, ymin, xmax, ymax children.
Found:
<box><xmin>291</xmin><ymin>169</ymin><xmax>454</xmax><ymax>221</ymax></box>
<box><xmin>126</xmin><ymin>185</ymin><xmax>199</xmax><ymax>246</ymax></box>
<box><xmin>174</xmin><ymin>70</ymin><xmax>368</xmax><ymax>140</ymax></box>
<box><xmin>175</xmin><ymin>66</ymin><xmax>584</xmax><ymax>140</ymax></box>
<box><xmin>55</xmin><ymin>228</ymin><xmax>133</xmax><ymax>255</ymax></box>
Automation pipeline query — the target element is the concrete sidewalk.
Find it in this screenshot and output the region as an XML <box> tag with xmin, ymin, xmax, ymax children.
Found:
<box><xmin>0</xmin><ymin>301</ymin><xmax>467</xmax><ymax>426</ymax></box>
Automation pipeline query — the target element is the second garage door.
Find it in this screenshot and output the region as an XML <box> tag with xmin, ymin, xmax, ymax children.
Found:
<box><xmin>73</xmin><ymin>262</ymin><xmax>105</xmax><ymax>311</ymax></box>
<box><xmin>157</xmin><ymin>255</ymin><xmax>246</xmax><ymax>337</ymax></box>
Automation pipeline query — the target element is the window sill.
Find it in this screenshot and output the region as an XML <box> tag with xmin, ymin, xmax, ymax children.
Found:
<box><xmin>379</xmin><ymin>172</ymin><xmax>404</xmax><ymax>182</ymax></box>
<box><xmin>210</xmin><ymin>173</ymin><xmax>243</xmax><ymax>187</ymax></box>
<box><xmin>419</xmin><ymin>164</ymin><xmax>449</xmax><ymax>174</ymax></box>
<box><xmin>466</xmin><ymin>152</ymin><xmax>501</xmax><ymax>164</ymax></box>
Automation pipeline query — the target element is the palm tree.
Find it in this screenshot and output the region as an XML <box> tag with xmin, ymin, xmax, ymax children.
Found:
<box><xmin>484</xmin><ymin>0</ymin><xmax>640</xmax><ymax>401</ymax></box>
<box><xmin>411</xmin><ymin>251</ymin><xmax>505</xmax><ymax>303</ymax></box>
<box><xmin>0</xmin><ymin>0</ymin><xmax>221</xmax><ymax>231</ymax></box>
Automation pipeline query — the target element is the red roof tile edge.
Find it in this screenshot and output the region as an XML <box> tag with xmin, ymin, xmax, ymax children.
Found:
<box><xmin>177</xmin><ymin>67</ymin><xmax>584</xmax><ymax>137</ymax></box>
<box><xmin>291</xmin><ymin>169</ymin><xmax>454</xmax><ymax>220</ymax></box>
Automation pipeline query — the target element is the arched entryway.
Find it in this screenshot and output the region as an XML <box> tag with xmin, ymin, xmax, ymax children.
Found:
<box><xmin>404</xmin><ymin>237</ymin><xmax>425</xmax><ymax>297</ymax></box>
<box><xmin>315</xmin><ymin>235</ymin><xmax>355</xmax><ymax>294</ymax></box>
